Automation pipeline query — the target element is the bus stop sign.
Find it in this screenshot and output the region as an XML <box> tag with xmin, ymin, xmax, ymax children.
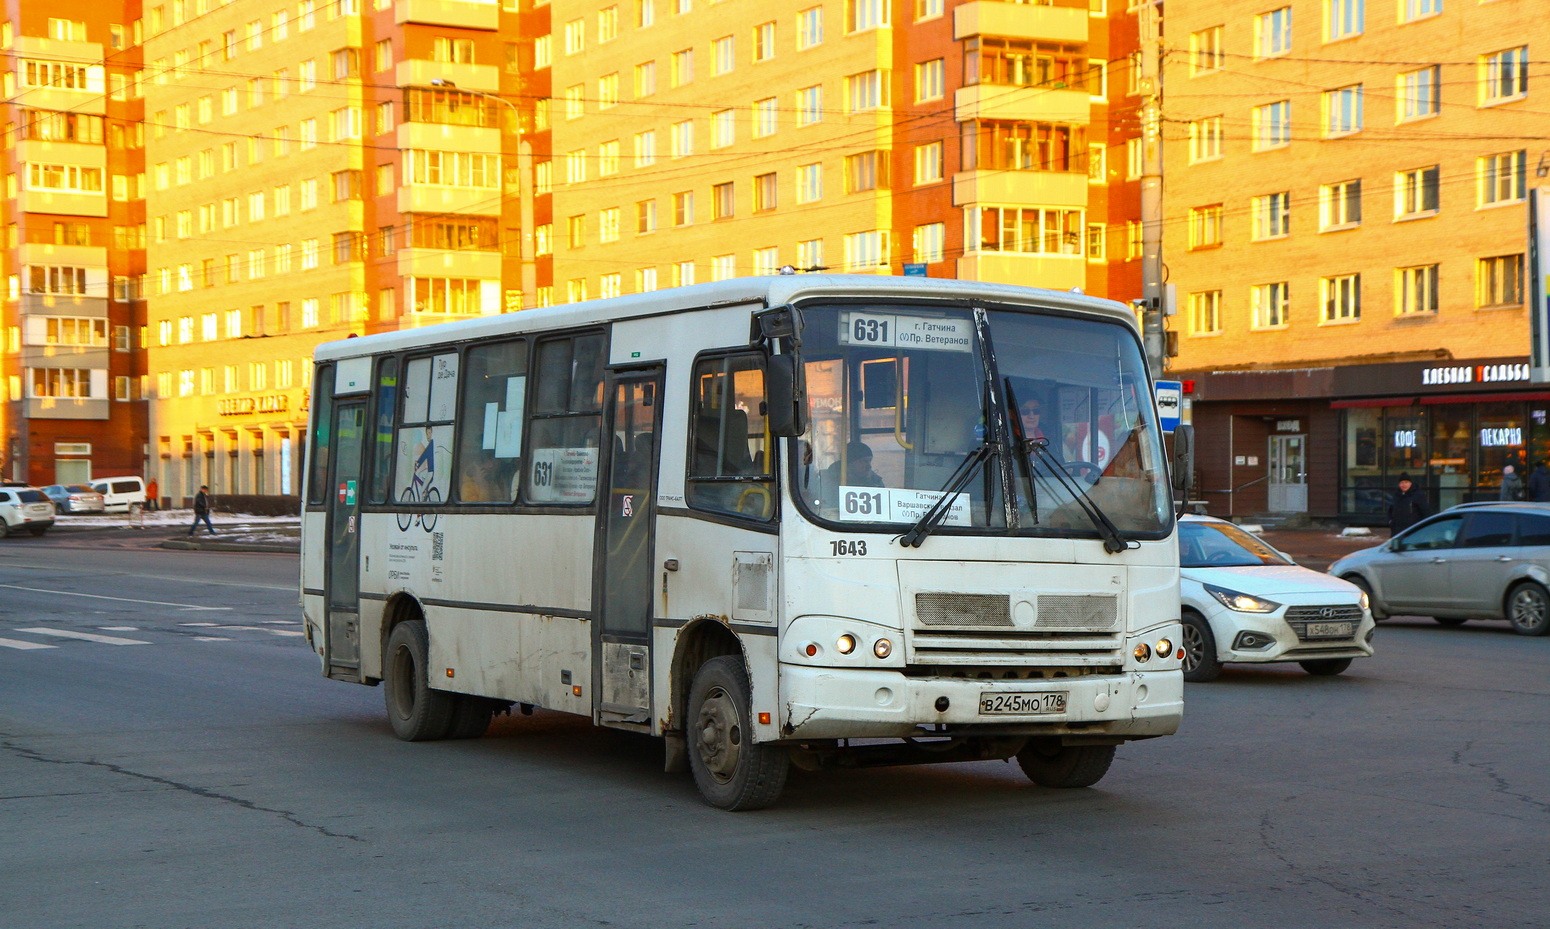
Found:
<box><xmin>1154</xmin><ymin>380</ymin><xmax>1182</xmax><ymax>433</ymax></box>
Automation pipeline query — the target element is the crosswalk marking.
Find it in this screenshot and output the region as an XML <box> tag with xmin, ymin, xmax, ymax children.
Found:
<box><xmin>15</xmin><ymin>627</ymin><xmax>151</xmax><ymax>646</ymax></box>
<box><xmin>0</xmin><ymin>637</ymin><xmax>57</xmax><ymax>650</ymax></box>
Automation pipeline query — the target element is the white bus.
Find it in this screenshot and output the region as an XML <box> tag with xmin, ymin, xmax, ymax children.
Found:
<box><xmin>301</xmin><ymin>275</ymin><xmax>1184</xmax><ymax>810</ymax></box>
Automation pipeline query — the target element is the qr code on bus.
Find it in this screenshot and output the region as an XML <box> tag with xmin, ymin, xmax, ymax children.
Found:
<box><xmin>432</xmin><ymin>531</ymin><xmax>444</xmax><ymax>561</ymax></box>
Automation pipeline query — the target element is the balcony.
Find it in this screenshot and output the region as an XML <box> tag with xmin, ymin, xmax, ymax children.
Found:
<box><xmin>397</xmin><ymin>123</ymin><xmax>501</xmax><ymax>156</ymax></box>
<box><xmin>954</xmin><ymin>1</ymin><xmax>1089</xmax><ymax>43</ymax></box>
<box><xmin>396</xmin><ymin>60</ymin><xmax>500</xmax><ymax>94</ymax></box>
<box><xmin>395</xmin><ymin>0</ymin><xmax>499</xmax><ymax>29</ymax></box>
<box><xmin>24</xmin><ymin>397</ymin><xmax>110</xmax><ymax>421</ymax></box>
<box><xmin>11</xmin><ymin>37</ymin><xmax>106</xmax><ymax>114</ymax></box>
<box><xmin>396</xmin><ymin>248</ymin><xmax>502</xmax><ymax>279</ymax></box>
<box><xmin>953</xmin><ymin>169</ymin><xmax>1087</xmax><ymax>208</ymax></box>
<box><xmin>397</xmin><ymin>186</ymin><xmax>503</xmax><ymax>216</ymax></box>
<box><xmin>955</xmin><ymin>84</ymin><xmax>1090</xmax><ymax>124</ymax></box>
<box><xmin>956</xmin><ymin>252</ymin><xmax>1085</xmax><ymax>291</ymax></box>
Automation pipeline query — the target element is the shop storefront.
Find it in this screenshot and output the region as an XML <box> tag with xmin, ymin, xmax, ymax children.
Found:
<box><xmin>1179</xmin><ymin>357</ymin><xmax>1549</xmax><ymax>524</ymax></box>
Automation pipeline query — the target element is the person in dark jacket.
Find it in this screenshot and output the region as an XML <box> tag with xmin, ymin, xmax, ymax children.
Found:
<box><xmin>188</xmin><ymin>485</ymin><xmax>216</xmax><ymax>536</ymax></box>
<box><xmin>1500</xmin><ymin>464</ymin><xmax>1524</xmax><ymax>501</ymax></box>
<box><xmin>1387</xmin><ymin>474</ymin><xmax>1429</xmax><ymax>537</ymax></box>
<box><xmin>1528</xmin><ymin>462</ymin><xmax>1550</xmax><ymax>503</ymax></box>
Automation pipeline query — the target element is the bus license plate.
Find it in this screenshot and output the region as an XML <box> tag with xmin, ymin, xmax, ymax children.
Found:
<box><xmin>1305</xmin><ymin>622</ymin><xmax>1353</xmax><ymax>638</ymax></box>
<box><xmin>979</xmin><ymin>692</ymin><xmax>1067</xmax><ymax>715</ymax></box>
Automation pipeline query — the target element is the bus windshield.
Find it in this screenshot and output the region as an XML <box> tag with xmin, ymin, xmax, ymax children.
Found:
<box><xmin>791</xmin><ymin>303</ymin><xmax>1171</xmax><ymax>539</ymax></box>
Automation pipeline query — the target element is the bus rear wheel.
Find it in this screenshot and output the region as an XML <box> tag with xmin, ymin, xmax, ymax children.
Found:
<box><xmin>1016</xmin><ymin>740</ymin><xmax>1116</xmax><ymax>789</ymax></box>
<box><xmin>686</xmin><ymin>656</ymin><xmax>788</xmax><ymax>811</ymax></box>
<box><xmin>384</xmin><ymin>620</ymin><xmax>455</xmax><ymax>741</ymax></box>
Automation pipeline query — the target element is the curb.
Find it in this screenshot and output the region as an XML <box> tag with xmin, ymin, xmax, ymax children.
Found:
<box><xmin>158</xmin><ymin>539</ymin><xmax>301</xmax><ymax>554</ymax></box>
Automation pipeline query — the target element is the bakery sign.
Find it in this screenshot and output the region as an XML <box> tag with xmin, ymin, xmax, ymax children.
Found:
<box><xmin>218</xmin><ymin>394</ymin><xmax>290</xmax><ymax>416</ymax></box>
<box><xmin>1420</xmin><ymin>363</ymin><xmax>1531</xmax><ymax>386</ymax></box>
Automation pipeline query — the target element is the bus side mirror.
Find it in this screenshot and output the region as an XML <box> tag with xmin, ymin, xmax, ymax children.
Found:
<box><xmin>766</xmin><ymin>354</ymin><xmax>808</xmax><ymax>437</ymax></box>
<box><xmin>1170</xmin><ymin>423</ymin><xmax>1195</xmax><ymax>504</ymax></box>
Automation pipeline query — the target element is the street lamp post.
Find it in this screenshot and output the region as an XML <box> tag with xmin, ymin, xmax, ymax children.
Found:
<box><xmin>428</xmin><ymin>79</ymin><xmax>536</xmax><ymax>309</ymax></box>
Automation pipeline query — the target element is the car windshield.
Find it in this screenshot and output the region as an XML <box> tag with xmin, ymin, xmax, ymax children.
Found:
<box><xmin>1180</xmin><ymin>521</ymin><xmax>1291</xmax><ymax>567</ymax></box>
<box><xmin>790</xmin><ymin>303</ymin><xmax>1172</xmax><ymax>538</ymax></box>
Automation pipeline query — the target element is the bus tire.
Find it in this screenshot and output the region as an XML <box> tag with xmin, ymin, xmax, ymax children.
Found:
<box><xmin>686</xmin><ymin>656</ymin><xmax>788</xmax><ymax>811</ymax></box>
<box><xmin>446</xmin><ymin>696</ymin><xmax>494</xmax><ymax>739</ymax></box>
<box><xmin>1016</xmin><ymin>740</ymin><xmax>1116</xmax><ymax>789</ymax></box>
<box><xmin>384</xmin><ymin>620</ymin><xmax>455</xmax><ymax>741</ymax></box>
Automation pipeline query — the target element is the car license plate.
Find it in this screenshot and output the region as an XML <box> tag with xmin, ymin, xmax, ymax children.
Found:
<box><xmin>979</xmin><ymin>692</ymin><xmax>1067</xmax><ymax>715</ymax></box>
<box><xmin>1305</xmin><ymin>621</ymin><xmax>1353</xmax><ymax>638</ymax></box>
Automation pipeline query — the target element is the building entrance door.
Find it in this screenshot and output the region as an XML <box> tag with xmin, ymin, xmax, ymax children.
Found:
<box><xmin>1268</xmin><ymin>434</ymin><xmax>1308</xmax><ymax>513</ymax></box>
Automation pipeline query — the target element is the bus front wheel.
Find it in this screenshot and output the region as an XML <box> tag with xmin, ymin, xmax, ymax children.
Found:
<box><xmin>686</xmin><ymin>656</ymin><xmax>788</xmax><ymax>811</ymax></box>
<box><xmin>384</xmin><ymin>620</ymin><xmax>455</xmax><ymax>741</ymax></box>
<box><xmin>1016</xmin><ymin>740</ymin><xmax>1116</xmax><ymax>789</ymax></box>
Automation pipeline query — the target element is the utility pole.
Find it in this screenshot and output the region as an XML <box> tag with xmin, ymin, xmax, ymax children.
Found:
<box><xmin>1138</xmin><ymin>0</ymin><xmax>1166</xmax><ymax>380</ymax></box>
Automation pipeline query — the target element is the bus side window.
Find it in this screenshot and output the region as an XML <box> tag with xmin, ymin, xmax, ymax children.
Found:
<box><xmin>306</xmin><ymin>363</ymin><xmax>335</xmax><ymax>506</ymax></box>
<box><xmin>366</xmin><ymin>356</ymin><xmax>398</xmax><ymax>504</ymax></box>
<box><xmin>456</xmin><ymin>339</ymin><xmax>527</xmax><ymax>503</ymax></box>
<box><xmin>526</xmin><ymin>332</ymin><xmax>605</xmax><ymax>505</ymax></box>
<box><xmin>392</xmin><ymin>352</ymin><xmax>458</xmax><ymax>506</ymax></box>
<box><xmin>686</xmin><ymin>352</ymin><xmax>774</xmax><ymax>520</ymax></box>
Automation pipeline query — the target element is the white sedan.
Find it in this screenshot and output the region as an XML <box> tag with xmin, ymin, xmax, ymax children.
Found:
<box><xmin>1179</xmin><ymin>515</ymin><xmax>1375</xmax><ymax>682</ymax></box>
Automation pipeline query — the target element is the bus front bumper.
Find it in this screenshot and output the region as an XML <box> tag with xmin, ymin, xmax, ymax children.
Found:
<box><xmin>778</xmin><ymin>665</ymin><xmax>1182</xmax><ymax>741</ymax></box>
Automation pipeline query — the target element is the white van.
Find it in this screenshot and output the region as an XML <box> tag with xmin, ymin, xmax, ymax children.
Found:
<box><xmin>89</xmin><ymin>476</ymin><xmax>147</xmax><ymax>513</ymax></box>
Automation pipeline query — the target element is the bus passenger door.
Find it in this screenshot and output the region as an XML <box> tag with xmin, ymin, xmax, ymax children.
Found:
<box><xmin>325</xmin><ymin>401</ymin><xmax>367</xmax><ymax>681</ymax></box>
<box><xmin>594</xmin><ymin>367</ymin><xmax>664</xmax><ymax>726</ymax></box>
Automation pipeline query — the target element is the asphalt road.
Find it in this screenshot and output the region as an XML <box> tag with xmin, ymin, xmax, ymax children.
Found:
<box><xmin>1</xmin><ymin>540</ymin><xmax>1545</xmax><ymax>929</ymax></box>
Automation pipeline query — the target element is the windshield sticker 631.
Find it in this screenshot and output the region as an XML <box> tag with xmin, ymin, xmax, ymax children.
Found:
<box><xmin>837</xmin><ymin>486</ymin><xmax>970</xmax><ymax>525</ymax></box>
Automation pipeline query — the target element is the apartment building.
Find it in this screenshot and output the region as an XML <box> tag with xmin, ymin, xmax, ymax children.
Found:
<box><xmin>0</xmin><ymin>1</ymin><xmax>147</xmax><ymax>486</ymax></box>
<box><xmin>1164</xmin><ymin>0</ymin><xmax>1546</xmax><ymax>522</ymax></box>
<box><xmin>4</xmin><ymin>0</ymin><xmax>1140</xmax><ymax>503</ymax></box>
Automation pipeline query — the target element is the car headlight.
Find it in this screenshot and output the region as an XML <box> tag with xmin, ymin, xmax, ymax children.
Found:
<box><xmin>1358</xmin><ymin>591</ymin><xmax>1369</xmax><ymax>611</ymax></box>
<box><xmin>1204</xmin><ymin>583</ymin><xmax>1281</xmax><ymax>613</ymax></box>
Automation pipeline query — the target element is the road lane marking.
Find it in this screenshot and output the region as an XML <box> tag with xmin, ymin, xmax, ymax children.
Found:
<box><xmin>100</xmin><ymin>626</ymin><xmax>139</xmax><ymax>631</ymax></box>
<box><xmin>0</xmin><ymin>584</ymin><xmax>231</xmax><ymax>611</ymax></box>
<box><xmin>16</xmin><ymin>627</ymin><xmax>151</xmax><ymax>646</ymax></box>
<box><xmin>0</xmin><ymin>637</ymin><xmax>57</xmax><ymax>650</ymax></box>
<box><xmin>193</xmin><ymin>636</ymin><xmax>232</xmax><ymax>641</ymax></box>
<box><xmin>218</xmin><ymin>625</ymin><xmax>306</xmax><ymax>636</ymax></box>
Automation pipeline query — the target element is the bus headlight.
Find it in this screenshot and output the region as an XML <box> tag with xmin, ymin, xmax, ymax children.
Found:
<box><xmin>1133</xmin><ymin>643</ymin><xmax>1152</xmax><ymax>662</ymax></box>
<box><xmin>836</xmin><ymin>634</ymin><xmax>856</xmax><ymax>655</ymax></box>
<box><xmin>873</xmin><ymin>638</ymin><xmax>893</xmax><ymax>659</ymax></box>
<box><xmin>1155</xmin><ymin>637</ymin><xmax>1173</xmax><ymax>658</ymax></box>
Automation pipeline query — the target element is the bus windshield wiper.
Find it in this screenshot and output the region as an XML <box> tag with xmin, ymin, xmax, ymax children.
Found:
<box><xmin>898</xmin><ymin>441</ymin><xmax>995</xmax><ymax>548</ymax></box>
<box><xmin>1025</xmin><ymin>440</ymin><xmax>1131</xmax><ymax>555</ymax></box>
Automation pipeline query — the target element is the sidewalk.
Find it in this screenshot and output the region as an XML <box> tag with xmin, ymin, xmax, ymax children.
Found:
<box><xmin>46</xmin><ymin>509</ymin><xmax>301</xmax><ymax>553</ymax></box>
<box><xmin>1256</xmin><ymin>527</ymin><xmax>1383</xmax><ymax>573</ymax></box>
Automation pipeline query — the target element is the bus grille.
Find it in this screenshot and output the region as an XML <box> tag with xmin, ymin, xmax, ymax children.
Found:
<box><xmin>908</xmin><ymin>592</ymin><xmax>1122</xmax><ymax>667</ymax></box>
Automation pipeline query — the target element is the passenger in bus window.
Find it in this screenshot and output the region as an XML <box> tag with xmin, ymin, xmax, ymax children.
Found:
<box><xmin>823</xmin><ymin>442</ymin><xmax>885</xmax><ymax>491</ymax></box>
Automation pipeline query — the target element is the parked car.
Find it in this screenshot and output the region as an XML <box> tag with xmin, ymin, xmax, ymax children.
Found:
<box><xmin>40</xmin><ymin>483</ymin><xmax>106</xmax><ymax>514</ymax></box>
<box><xmin>1329</xmin><ymin>501</ymin><xmax>1550</xmax><ymax>636</ymax></box>
<box><xmin>88</xmin><ymin>476</ymin><xmax>147</xmax><ymax>513</ymax></box>
<box><xmin>1179</xmin><ymin>515</ymin><xmax>1375</xmax><ymax>682</ymax></box>
<box><xmin>0</xmin><ymin>486</ymin><xmax>56</xmax><ymax>536</ymax></box>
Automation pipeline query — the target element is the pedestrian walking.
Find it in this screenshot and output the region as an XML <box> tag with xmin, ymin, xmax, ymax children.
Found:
<box><xmin>1387</xmin><ymin>474</ymin><xmax>1429</xmax><ymax>537</ymax></box>
<box><xmin>188</xmin><ymin>485</ymin><xmax>216</xmax><ymax>536</ymax></box>
<box><xmin>145</xmin><ymin>478</ymin><xmax>159</xmax><ymax>512</ymax></box>
<box><xmin>1500</xmin><ymin>464</ymin><xmax>1524</xmax><ymax>501</ymax></box>
<box><xmin>1529</xmin><ymin>461</ymin><xmax>1550</xmax><ymax>502</ymax></box>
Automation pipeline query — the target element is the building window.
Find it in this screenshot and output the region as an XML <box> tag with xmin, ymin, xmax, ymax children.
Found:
<box><xmin>599</xmin><ymin>73</ymin><xmax>619</xmax><ymax>109</ymax></box>
<box><xmin>1395</xmin><ymin>165</ymin><xmax>1440</xmax><ymax>219</ymax></box>
<box><xmin>844</xmin><ymin>70</ymin><xmax>889</xmax><ymax>112</ymax></box>
<box><xmin>915</xmin><ymin>59</ymin><xmax>944</xmax><ymax>102</ymax></box>
<box><xmin>1252</xmin><ymin>192</ymin><xmax>1290</xmax><ymax>240</ymax></box>
<box><xmin>710</xmin><ymin>109</ymin><xmax>735</xmax><ymax>149</ymax></box>
<box><xmin>635</xmin><ymin>61</ymin><xmax>656</xmax><ymax>97</ymax></box>
<box><xmin>1126</xmin><ymin>221</ymin><xmax>1143</xmax><ymax>260</ymax></box>
<box><xmin>1251</xmin><ymin>282</ymin><xmax>1290</xmax><ymax>328</ymax></box>
<box><xmin>1479</xmin><ymin>150</ymin><xmax>1526</xmax><ymax>206</ymax></box>
<box><xmin>797</xmin><ymin>85</ymin><xmax>823</xmax><ymax>126</ymax></box>
<box><xmin>671</xmin><ymin>120</ymin><xmax>693</xmax><ymax>157</ymax></box>
<box><xmin>1188</xmin><ymin>204</ymin><xmax>1222</xmax><ymax>249</ymax></box>
<box><xmin>1322</xmin><ymin>273</ymin><xmax>1361</xmax><ymax>322</ymax></box>
<box><xmin>1398</xmin><ymin>66</ymin><xmax>1440</xmax><ymax>121</ymax></box>
<box><xmin>1402</xmin><ymin>0</ymin><xmax>1440</xmax><ymax>22</ymax></box>
<box><xmin>1325</xmin><ymin>0</ymin><xmax>1362</xmax><ymax>42</ymax></box>
<box><xmin>1319</xmin><ymin>180</ymin><xmax>1362</xmax><ymax>230</ymax></box>
<box><xmin>600</xmin><ymin>208</ymin><xmax>620</xmax><ymax>243</ymax></box>
<box><xmin>1252</xmin><ymin>101</ymin><xmax>1291</xmax><ymax>151</ymax></box>
<box><xmin>1396</xmin><ymin>264</ymin><xmax>1439</xmax><ymax>316</ymax></box>
<box><xmin>599</xmin><ymin>140</ymin><xmax>620</xmax><ymax>176</ymax></box>
<box><xmin>915</xmin><ymin>142</ymin><xmax>943</xmax><ymax>184</ymax></box>
<box><xmin>711</xmin><ymin>255</ymin><xmax>737</xmax><ymax>281</ymax></box>
<box><xmin>567</xmin><ymin>214</ymin><xmax>586</xmax><ymax>248</ymax></box>
<box><xmin>1189</xmin><ymin>291</ymin><xmax>1221</xmax><ymax>335</ymax></box>
<box><xmin>847</xmin><ymin>0</ymin><xmax>888</xmax><ymax>32</ymax></box>
<box><xmin>1477</xmin><ymin>254</ymin><xmax>1525</xmax><ymax>308</ymax></box>
<box><xmin>599</xmin><ymin>5</ymin><xmax>619</xmax><ymax>42</ymax></box>
<box><xmin>673</xmin><ymin>191</ymin><xmax>694</xmax><ymax>225</ymax></box>
<box><xmin>671</xmin><ymin>48</ymin><xmax>694</xmax><ymax>87</ymax></box>
<box><xmin>564</xmin><ymin>18</ymin><xmax>585</xmax><ymax>54</ymax></box>
<box><xmin>1188</xmin><ymin>116</ymin><xmax>1222</xmax><ymax>163</ymax></box>
<box><xmin>635</xmin><ymin>130</ymin><xmax>657</xmax><ymax>166</ymax></box>
<box><xmin>845</xmin><ymin>151</ymin><xmax>888</xmax><ymax>192</ymax></box>
<box><xmin>843</xmin><ymin>230</ymin><xmax>890</xmax><ymax>270</ymax></box>
<box><xmin>754</xmin><ymin>173</ymin><xmax>777</xmax><ymax>212</ymax></box>
<box><xmin>713</xmin><ymin>182</ymin><xmax>735</xmax><ymax>220</ymax></box>
<box><xmin>914</xmin><ymin>222</ymin><xmax>944</xmax><ymax>263</ymax></box>
<box><xmin>674</xmin><ymin>262</ymin><xmax>695</xmax><ymax>286</ymax></box>
<box><xmin>564</xmin><ymin>84</ymin><xmax>584</xmax><ymax>120</ymax></box>
<box><xmin>1085</xmin><ymin>224</ymin><xmax>1105</xmax><ymax>260</ymax></box>
<box><xmin>965</xmin><ymin>207</ymin><xmax>1085</xmax><ymax>255</ymax></box>
<box><xmin>798</xmin><ymin>238</ymin><xmax>824</xmax><ymax>270</ymax></box>
<box><xmin>636</xmin><ymin>267</ymin><xmax>658</xmax><ymax>292</ymax></box>
<box><xmin>1190</xmin><ymin>26</ymin><xmax>1223</xmax><ymax>74</ymax></box>
<box><xmin>798</xmin><ymin>6</ymin><xmax>823</xmax><ymax>49</ymax></box>
<box><xmin>636</xmin><ymin>199</ymin><xmax>657</xmax><ymax>233</ymax></box>
<box><xmin>600</xmin><ymin>273</ymin><xmax>622</xmax><ymax>299</ymax></box>
<box><xmin>1255</xmin><ymin>7</ymin><xmax>1292</xmax><ymax>58</ymax></box>
<box><xmin>797</xmin><ymin>163</ymin><xmax>823</xmax><ymax>203</ymax></box>
<box><xmin>713</xmin><ymin>35</ymin><xmax>735</xmax><ymax>75</ymax></box>
<box><xmin>753</xmin><ymin>97</ymin><xmax>778</xmax><ymax>138</ymax></box>
<box><xmin>1322</xmin><ymin>84</ymin><xmax>1362</xmax><ymax>136</ymax></box>
<box><xmin>1482</xmin><ymin>47</ymin><xmax>1529</xmax><ymax>104</ymax></box>
<box><xmin>754</xmin><ymin>22</ymin><xmax>776</xmax><ymax>61</ymax></box>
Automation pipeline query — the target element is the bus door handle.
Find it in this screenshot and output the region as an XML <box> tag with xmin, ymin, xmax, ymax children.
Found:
<box><xmin>664</xmin><ymin>559</ymin><xmax>679</xmax><ymax>572</ymax></box>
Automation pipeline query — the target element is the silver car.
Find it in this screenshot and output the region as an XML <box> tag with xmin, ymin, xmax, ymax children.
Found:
<box><xmin>1329</xmin><ymin>502</ymin><xmax>1550</xmax><ymax>636</ymax></box>
<box><xmin>40</xmin><ymin>483</ymin><xmax>106</xmax><ymax>514</ymax></box>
